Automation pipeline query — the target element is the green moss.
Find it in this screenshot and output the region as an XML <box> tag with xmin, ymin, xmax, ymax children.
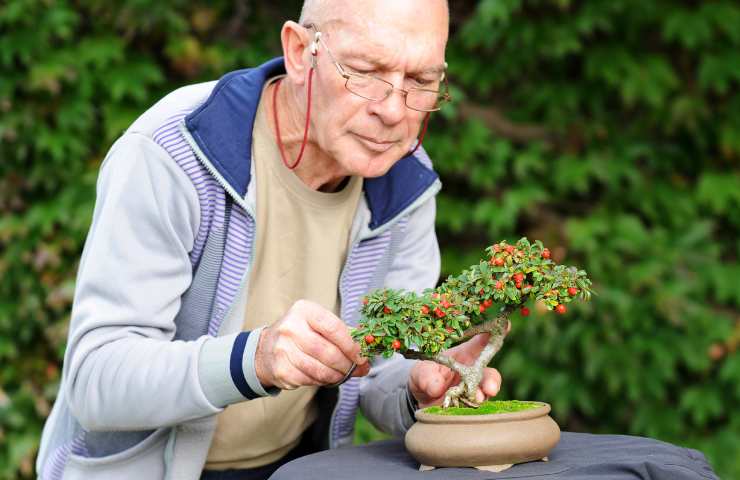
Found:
<box><xmin>424</xmin><ymin>400</ymin><xmax>541</xmax><ymax>416</ymax></box>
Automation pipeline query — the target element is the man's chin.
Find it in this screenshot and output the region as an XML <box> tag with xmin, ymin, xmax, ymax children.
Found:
<box><xmin>350</xmin><ymin>149</ymin><xmax>407</xmax><ymax>178</ymax></box>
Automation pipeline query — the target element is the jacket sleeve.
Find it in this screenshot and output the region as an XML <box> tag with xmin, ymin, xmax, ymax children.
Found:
<box><xmin>358</xmin><ymin>190</ymin><xmax>441</xmax><ymax>437</ymax></box>
<box><xmin>63</xmin><ymin>133</ymin><xmax>267</xmax><ymax>432</ymax></box>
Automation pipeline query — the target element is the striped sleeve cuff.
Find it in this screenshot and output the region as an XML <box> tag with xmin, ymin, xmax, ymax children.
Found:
<box><xmin>198</xmin><ymin>328</ymin><xmax>280</xmax><ymax>408</ymax></box>
<box><xmin>240</xmin><ymin>327</ymin><xmax>280</xmax><ymax>397</ymax></box>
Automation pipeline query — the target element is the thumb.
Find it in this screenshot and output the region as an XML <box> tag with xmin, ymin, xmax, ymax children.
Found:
<box><xmin>448</xmin><ymin>332</ymin><xmax>491</xmax><ymax>363</ymax></box>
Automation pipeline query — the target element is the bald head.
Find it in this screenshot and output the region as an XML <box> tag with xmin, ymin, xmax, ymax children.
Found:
<box><xmin>299</xmin><ymin>0</ymin><xmax>449</xmax><ymax>34</ymax></box>
<box><xmin>298</xmin><ymin>0</ymin><xmax>328</xmax><ymax>24</ymax></box>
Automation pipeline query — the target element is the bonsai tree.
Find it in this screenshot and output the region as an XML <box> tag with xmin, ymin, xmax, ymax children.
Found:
<box><xmin>352</xmin><ymin>237</ymin><xmax>593</xmax><ymax>409</ymax></box>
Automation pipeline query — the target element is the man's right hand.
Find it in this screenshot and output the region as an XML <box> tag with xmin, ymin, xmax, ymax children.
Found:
<box><xmin>254</xmin><ymin>299</ymin><xmax>370</xmax><ymax>390</ymax></box>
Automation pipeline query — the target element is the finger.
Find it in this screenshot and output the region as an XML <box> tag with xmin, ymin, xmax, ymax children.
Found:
<box><xmin>296</xmin><ymin>329</ymin><xmax>354</xmax><ymax>375</ymax></box>
<box><xmin>303</xmin><ymin>303</ymin><xmax>364</xmax><ymax>364</ymax></box>
<box><xmin>287</xmin><ymin>348</ymin><xmax>345</xmax><ymax>386</ymax></box>
<box><xmin>416</xmin><ymin>361</ymin><xmax>446</xmax><ymax>389</ymax></box>
<box><xmin>408</xmin><ymin>362</ymin><xmax>432</xmax><ymax>401</ymax></box>
<box><xmin>448</xmin><ymin>332</ymin><xmax>489</xmax><ymax>355</ymax></box>
<box><xmin>446</xmin><ymin>332</ymin><xmax>491</xmax><ymax>364</ymax></box>
<box><xmin>351</xmin><ymin>362</ymin><xmax>371</xmax><ymax>377</ymax></box>
<box><xmin>475</xmin><ymin>387</ymin><xmax>485</xmax><ymax>403</ymax></box>
<box><xmin>436</xmin><ymin>364</ymin><xmax>456</xmax><ymax>387</ymax></box>
<box><xmin>425</xmin><ymin>373</ymin><xmax>450</xmax><ymax>399</ymax></box>
<box><xmin>480</xmin><ymin>368</ymin><xmax>502</xmax><ymax>396</ymax></box>
<box><xmin>272</xmin><ymin>352</ymin><xmax>318</xmax><ymax>390</ymax></box>
<box><xmin>413</xmin><ymin>365</ymin><xmax>451</xmax><ymax>401</ymax></box>
<box><xmin>429</xmin><ymin>362</ymin><xmax>457</xmax><ymax>386</ymax></box>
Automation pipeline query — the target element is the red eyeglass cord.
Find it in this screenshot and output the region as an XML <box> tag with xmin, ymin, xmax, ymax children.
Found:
<box><xmin>271</xmin><ymin>51</ymin><xmax>431</xmax><ymax>171</ymax></box>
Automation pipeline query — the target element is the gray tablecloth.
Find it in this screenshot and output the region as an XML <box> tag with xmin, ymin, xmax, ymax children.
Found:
<box><xmin>270</xmin><ymin>432</ymin><xmax>718</xmax><ymax>479</ymax></box>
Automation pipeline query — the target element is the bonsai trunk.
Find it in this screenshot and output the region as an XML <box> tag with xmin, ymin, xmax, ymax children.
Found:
<box><xmin>434</xmin><ymin>306</ymin><xmax>513</xmax><ymax>408</ymax></box>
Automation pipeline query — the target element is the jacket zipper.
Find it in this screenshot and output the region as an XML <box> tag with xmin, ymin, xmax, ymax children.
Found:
<box><xmin>329</xmin><ymin>178</ymin><xmax>441</xmax><ymax>448</ymax></box>
<box><xmin>163</xmin><ymin>122</ymin><xmax>258</xmax><ymax>479</ymax></box>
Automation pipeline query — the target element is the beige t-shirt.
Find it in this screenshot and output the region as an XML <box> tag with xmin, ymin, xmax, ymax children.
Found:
<box><xmin>204</xmin><ymin>79</ymin><xmax>364</xmax><ymax>470</ymax></box>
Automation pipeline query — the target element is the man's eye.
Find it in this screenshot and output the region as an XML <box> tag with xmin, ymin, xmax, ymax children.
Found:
<box><xmin>349</xmin><ymin>67</ymin><xmax>374</xmax><ymax>75</ymax></box>
<box><xmin>411</xmin><ymin>77</ymin><xmax>433</xmax><ymax>86</ymax></box>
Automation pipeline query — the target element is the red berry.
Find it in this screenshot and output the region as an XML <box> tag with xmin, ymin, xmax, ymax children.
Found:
<box><xmin>364</xmin><ymin>335</ymin><xmax>375</xmax><ymax>344</ymax></box>
<box><xmin>383</xmin><ymin>306</ymin><xmax>391</xmax><ymax>314</ymax></box>
<box><xmin>515</xmin><ymin>281</ymin><xmax>522</xmax><ymax>289</ymax></box>
<box><xmin>568</xmin><ymin>287</ymin><xmax>578</xmax><ymax>296</ymax></box>
<box><xmin>542</xmin><ymin>249</ymin><xmax>551</xmax><ymax>259</ymax></box>
<box><xmin>495</xmin><ymin>281</ymin><xmax>504</xmax><ymax>290</ymax></box>
<box><xmin>493</xmin><ymin>244</ymin><xmax>501</xmax><ymax>253</ymax></box>
<box><xmin>521</xmin><ymin>307</ymin><xmax>530</xmax><ymax>317</ymax></box>
<box><xmin>441</xmin><ymin>300</ymin><xmax>452</xmax><ymax>309</ymax></box>
<box><xmin>434</xmin><ymin>308</ymin><xmax>446</xmax><ymax>318</ymax></box>
<box><xmin>513</xmin><ymin>273</ymin><xmax>525</xmax><ymax>283</ymax></box>
<box><xmin>494</xmin><ymin>257</ymin><xmax>505</xmax><ymax>267</ymax></box>
<box><xmin>446</xmin><ymin>326</ymin><xmax>454</xmax><ymax>333</ymax></box>
<box><xmin>555</xmin><ymin>304</ymin><xmax>567</xmax><ymax>314</ymax></box>
<box><xmin>362</xmin><ymin>297</ymin><xmax>368</xmax><ymax>305</ymax></box>
<box><xmin>421</xmin><ymin>305</ymin><xmax>430</xmax><ymax>315</ymax></box>
<box><xmin>505</xmin><ymin>245</ymin><xmax>515</xmax><ymax>254</ymax></box>
<box><xmin>483</xmin><ymin>298</ymin><xmax>493</xmax><ymax>307</ymax></box>
<box><xmin>391</xmin><ymin>339</ymin><xmax>402</xmax><ymax>350</ymax></box>
<box><xmin>432</xmin><ymin>293</ymin><xmax>440</xmax><ymax>299</ymax></box>
<box><xmin>479</xmin><ymin>288</ymin><xmax>485</xmax><ymax>295</ymax></box>
<box><xmin>479</xmin><ymin>304</ymin><xmax>486</xmax><ymax>313</ymax></box>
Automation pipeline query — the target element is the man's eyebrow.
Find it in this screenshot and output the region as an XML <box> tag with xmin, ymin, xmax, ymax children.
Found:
<box><xmin>341</xmin><ymin>51</ymin><xmax>446</xmax><ymax>76</ymax></box>
<box><xmin>409</xmin><ymin>65</ymin><xmax>447</xmax><ymax>76</ymax></box>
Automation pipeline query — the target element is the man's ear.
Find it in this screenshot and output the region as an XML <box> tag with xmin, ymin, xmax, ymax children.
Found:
<box><xmin>281</xmin><ymin>21</ymin><xmax>310</xmax><ymax>86</ymax></box>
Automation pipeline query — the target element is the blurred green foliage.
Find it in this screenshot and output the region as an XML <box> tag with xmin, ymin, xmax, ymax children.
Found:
<box><xmin>1</xmin><ymin>0</ymin><xmax>738</xmax><ymax>478</ymax></box>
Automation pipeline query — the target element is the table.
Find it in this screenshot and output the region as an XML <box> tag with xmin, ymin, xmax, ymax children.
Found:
<box><xmin>270</xmin><ymin>432</ymin><xmax>718</xmax><ymax>479</ymax></box>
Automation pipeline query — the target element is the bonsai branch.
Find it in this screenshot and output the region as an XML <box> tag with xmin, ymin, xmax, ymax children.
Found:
<box><xmin>454</xmin><ymin>304</ymin><xmax>517</xmax><ymax>342</ymax></box>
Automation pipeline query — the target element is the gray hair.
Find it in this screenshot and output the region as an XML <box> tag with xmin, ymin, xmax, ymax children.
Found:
<box><xmin>299</xmin><ymin>0</ymin><xmax>330</xmax><ymax>25</ymax></box>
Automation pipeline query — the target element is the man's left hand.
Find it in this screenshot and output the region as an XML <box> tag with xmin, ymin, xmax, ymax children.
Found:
<box><xmin>407</xmin><ymin>327</ymin><xmax>509</xmax><ymax>409</ymax></box>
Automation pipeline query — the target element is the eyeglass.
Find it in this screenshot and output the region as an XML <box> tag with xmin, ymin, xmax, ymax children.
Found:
<box><xmin>305</xmin><ymin>24</ymin><xmax>452</xmax><ymax>113</ymax></box>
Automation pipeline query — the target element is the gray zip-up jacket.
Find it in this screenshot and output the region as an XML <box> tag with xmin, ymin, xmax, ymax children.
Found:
<box><xmin>36</xmin><ymin>57</ymin><xmax>442</xmax><ymax>479</ymax></box>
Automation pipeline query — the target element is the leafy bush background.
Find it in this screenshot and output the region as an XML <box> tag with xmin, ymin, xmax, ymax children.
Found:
<box><xmin>1</xmin><ymin>0</ymin><xmax>739</xmax><ymax>478</ymax></box>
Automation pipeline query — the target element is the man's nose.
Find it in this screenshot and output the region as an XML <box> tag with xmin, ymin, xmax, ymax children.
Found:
<box><xmin>367</xmin><ymin>85</ymin><xmax>407</xmax><ymax>125</ymax></box>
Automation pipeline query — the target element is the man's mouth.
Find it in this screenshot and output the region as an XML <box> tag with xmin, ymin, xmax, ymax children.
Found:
<box><xmin>353</xmin><ymin>133</ymin><xmax>396</xmax><ymax>153</ymax></box>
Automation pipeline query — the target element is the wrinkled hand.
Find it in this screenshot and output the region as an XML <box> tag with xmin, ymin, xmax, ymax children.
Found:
<box><xmin>408</xmin><ymin>322</ymin><xmax>510</xmax><ymax>408</ymax></box>
<box><xmin>255</xmin><ymin>300</ymin><xmax>370</xmax><ymax>389</ymax></box>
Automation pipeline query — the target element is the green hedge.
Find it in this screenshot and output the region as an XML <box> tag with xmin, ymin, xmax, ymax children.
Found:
<box><xmin>1</xmin><ymin>1</ymin><xmax>738</xmax><ymax>478</ymax></box>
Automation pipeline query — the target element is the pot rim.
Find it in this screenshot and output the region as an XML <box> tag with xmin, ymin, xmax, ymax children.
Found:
<box><xmin>414</xmin><ymin>401</ymin><xmax>551</xmax><ymax>424</ymax></box>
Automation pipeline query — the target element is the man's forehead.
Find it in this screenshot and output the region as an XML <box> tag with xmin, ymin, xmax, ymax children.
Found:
<box><xmin>340</xmin><ymin>48</ymin><xmax>447</xmax><ymax>76</ymax></box>
<box><xmin>321</xmin><ymin>18</ymin><xmax>447</xmax><ymax>74</ymax></box>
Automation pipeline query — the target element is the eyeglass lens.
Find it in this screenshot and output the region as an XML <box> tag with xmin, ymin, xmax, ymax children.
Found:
<box><xmin>345</xmin><ymin>76</ymin><xmax>442</xmax><ymax>111</ymax></box>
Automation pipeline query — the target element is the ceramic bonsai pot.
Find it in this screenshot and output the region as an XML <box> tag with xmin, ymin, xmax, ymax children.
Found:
<box><xmin>404</xmin><ymin>401</ymin><xmax>560</xmax><ymax>472</ymax></box>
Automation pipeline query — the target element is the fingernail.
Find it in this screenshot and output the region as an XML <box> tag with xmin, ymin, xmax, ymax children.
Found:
<box><xmin>476</xmin><ymin>390</ymin><xmax>485</xmax><ymax>403</ymax></box>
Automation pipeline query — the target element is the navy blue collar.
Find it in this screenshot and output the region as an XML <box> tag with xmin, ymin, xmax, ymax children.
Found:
<box><xmin>185</xmin><ymin>57</ymin><xmax>439</xmax><ymax>230</ymax></box>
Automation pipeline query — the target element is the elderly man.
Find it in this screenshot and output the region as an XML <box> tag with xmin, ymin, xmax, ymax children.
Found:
<box><xmin>36</xmin><ymin>1</ymin><xmax>503</xmax><ymax>479</ymax></box>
